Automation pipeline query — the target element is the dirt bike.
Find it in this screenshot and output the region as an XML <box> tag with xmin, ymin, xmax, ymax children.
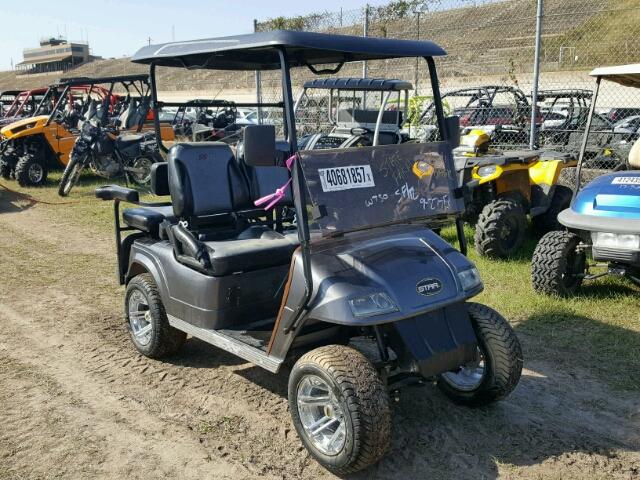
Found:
<box><xmin>58</xmin><ymin>119</ymin><xmax>162</xmax><ymax>197</ymax></box>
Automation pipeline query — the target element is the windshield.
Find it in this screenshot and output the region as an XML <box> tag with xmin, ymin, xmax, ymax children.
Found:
<box><xmin>299</xmin><ymin>142</ymin><xmax>462</xmax><ymax>238</ymax></box>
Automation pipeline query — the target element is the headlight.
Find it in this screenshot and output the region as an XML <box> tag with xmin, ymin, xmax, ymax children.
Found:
<box><xmin>348</xmin><ymin>292</ymin><xmax>398</xmax><ymax>318</ymax></box>
<box><xmin>591</xmin><ymin>232</ymin><xmax>640</xmax><ymax>250</ymax></box>
<box><xmin>458</xmin><ymin>267</ymin><xmax>482</xmax><ymax>291</ymax></box>
<box><xmin>477</xmin><ymin>165</ymin><xmax>497</xmax><ymax>177</ymax></box>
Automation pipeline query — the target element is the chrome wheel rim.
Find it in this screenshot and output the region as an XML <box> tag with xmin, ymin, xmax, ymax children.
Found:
<box><xmin>296</xmin><ymin>375</ymin><xmax>346</xmax><ymax>456</ymax></box>
<box><xmin>131</xmin><ymin>157</ymin><xmax>153</xmax><ymax>184</ymax></box>
<box><xmin>28</xmin><ymin>163</ymin><xmax>44</xmax><ymax>183</ymax></box>
<box><xmin>128</xmin><ymin>289</ymin><xmax>153</xmax><ymax>346</ymax></box>
<box><xmin>441</xmin><ymin>347</ymin><xmax>486</xmax><ymax>392</ymax></box>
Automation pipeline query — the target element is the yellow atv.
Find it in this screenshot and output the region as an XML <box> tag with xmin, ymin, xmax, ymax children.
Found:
<box><xmin>0</xmin><ymin>74</ymin><xmax>174</xmax><ymax>187</ymax></box>
<box><xmin>456</xmin><ymin>129</ymin><xmax>577</xmax><ymax>258</ymax></box>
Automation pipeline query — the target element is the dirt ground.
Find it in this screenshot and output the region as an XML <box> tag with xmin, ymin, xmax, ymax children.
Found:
<box><xmin>1</xmin><ymin>193</ymin><xmax>639</xmax><ymax>480</ymax></box>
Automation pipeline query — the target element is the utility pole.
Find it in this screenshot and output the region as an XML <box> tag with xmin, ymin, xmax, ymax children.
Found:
<box><xmin>529</xmin><ymin>0</ymin><xmax>543</xmax><ymax>149</ymax></box>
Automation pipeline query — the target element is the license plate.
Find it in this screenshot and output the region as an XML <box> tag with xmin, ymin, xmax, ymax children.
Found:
<box><xmin>318</xmin><ymin>165</ymin><xmax>375</xmax><ymax>192</ymax></box>
<box><xmin>612</xmin><ymin>176</ymin><xmax>640</xmax><ymax>185</ymax></box>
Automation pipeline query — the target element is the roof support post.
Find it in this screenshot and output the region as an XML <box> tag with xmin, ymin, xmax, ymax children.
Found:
<box><xmin>149</xmin><ymin>62</ymin><xmax>166</xmax><ymax>153</ymax></box>
<box><xmin>574</xmin><ymin>75</ymin><xmax>601</xmax><ymax>200</ymax></box>
<box><xmin>278</xmin><ymin>48</ymin><xmax>312</xmax><ymax>331</ymax></box>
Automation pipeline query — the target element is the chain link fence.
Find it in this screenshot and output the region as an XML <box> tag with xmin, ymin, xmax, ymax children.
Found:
<box><xmin>255</xmin><ymin>0</ymin><xmax>640</xmax><ymax>168</ymax></box>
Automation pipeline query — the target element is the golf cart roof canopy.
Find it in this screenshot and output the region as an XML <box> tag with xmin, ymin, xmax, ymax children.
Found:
<box><xmin>302</xmin><ymin>77</ymin><xmax>413</xmax><ymax>92</ymax></box>
<box><xmin>55</xmin><ymin>74</ymin><xmax>150</xmax><ymax>86</ymax></box>
<box><xmin>131</xmin><ymin>30</ymin><xmax>446</xmax><ymax>71</ymax></box>
<box><xmin>589</xmin><ymin>64</ymin><xmax>640</xmax><ymax>88</ymax></box>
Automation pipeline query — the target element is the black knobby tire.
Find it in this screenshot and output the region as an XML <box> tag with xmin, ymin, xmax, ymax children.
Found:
<box><xmin>0</xmin><ymin>159</ymin><xmax>12</xmax><ymax>180</ymax></box>
<box><xmin>15</xmin><ymin>155</ymin><xmax>48</xmax><ymax>187</ymax></box>
<box><xmin>475</xmin><ymin>197</ymin><xmax>527</xmax><ymax>258</ymax></box>
<box><xmin>531</xmin><ymin>185</ymin><xmax>573</xmax><ymax>234</ymax></box>
<box><xmin>437</xmin><ymin>302</ymin><xmax>523</xmax><ymax>406</ymax></box>
<box><xmin>125</xmin><ymin>273</ymin><xmax>186</xmax><ymax>359</ymax></box>
<box><xmin>58</xmin><ymin>154</ymin><xmax>86</xmax><ymax>197</ymax></box>
<box><xmin>531</xmin><ymin>230</ymin><xmax>586</xmax><ymax>297</ymax></box>
<box><xmin>288</xmin><ymin>345</ymin><xmax>391</xmax><ymax>475</ymax></box>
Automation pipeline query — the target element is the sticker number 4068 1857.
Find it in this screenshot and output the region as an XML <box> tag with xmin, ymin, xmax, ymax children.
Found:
<box><xmin>318</xmin><ymin>165</ymin><xmax>375</xmax><ymax>192</ymax></box>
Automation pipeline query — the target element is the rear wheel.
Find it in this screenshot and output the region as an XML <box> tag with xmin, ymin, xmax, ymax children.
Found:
<box><xmin>128</xmin><ymin>155</ymin><xmax>154</xmax><ymax>186</ymax></box>
<box><xmin>58</xmin><ymin>154</ymin><xmax>86</xmax><ymax>197</ymax></box>
<box><xmin>531</xmin><ymin>230</ymin><xmax>586</xmax><ymax>297</ymax></box>
<box><xmin>288</xmin><ymin>345</ymin><xmax>391</xmax><ymax>475</ymax></box>
<box><xmin>125</xmin><ymin>273</ymin><xmax>186</xmax><ymax>358</ymax></box>
<box><xmin>475</xmin><ymin>197</ymin><xmax>527</xmax><ymax>258</ymax></box>
<box><xmin>532</xmin><ymin>185</ymin><xmax>573</xmax><ymax>234</ymax></box>
<box><xmin>438</xmin><ymin>302</ymin><xmax>522</xmax><ymax>406</ymax></box>
<box><xmin>15</xmin><ymin>155</ymin><xmax>48</xmax><ymax>187</ymax></box>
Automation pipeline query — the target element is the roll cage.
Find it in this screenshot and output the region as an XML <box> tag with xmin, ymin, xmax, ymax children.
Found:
<box><xmin>45</xmin><ymin>74</ymin><xmax>151</xmax><ymax>128</ymax></box>
<box><xmin>574</xmin><ymin>64</ymin><xmax>640</xmax><ymax>196</ymax></box>
<box><xmin>133</xmin><ymin>30</ymin><xmax>462</xmax><ymax>329</ymax></box>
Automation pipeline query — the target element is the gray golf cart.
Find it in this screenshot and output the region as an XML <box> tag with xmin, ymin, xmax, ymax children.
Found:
<box><xmin>295</xmin><ymin>77</ymin><xmax>411</xmax><ymax>150</ymax></box>
<box><xmin>96</xmin><ymin>31</ymin><xmax>522</xmax><ymax>474</ymax></box>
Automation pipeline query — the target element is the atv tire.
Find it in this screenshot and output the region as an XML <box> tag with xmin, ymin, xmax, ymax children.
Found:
<box><xmin>0</xmin><ymin>159</ymin><xmax>12</xmax><ymax>180</ymax></box>
<box><xmin>15</xmin><ymin>155</ymin><xmax>48</xmax><ymax>187</ymax></box>
<box><xmin>532</xmin><ymin>185</ymin><xmax>573</xmax><ymax>234</ymax></box>
<box><xmin>531</xmin><ymin>230</ymin><xmax>586</xmax><ymax>297</ymax></box>
<box><xmin>125</xmin><ymin>273</ymin><xmax>187</xmax><ymax>358</ymax></box>
<box><xmin>438</xmin><ymin>302</ymin><xmax>523</xmax><ymax>406</ymax></box>
<box><xmin>289</xmin><ymin>345</ymin><xmax>391</xmax><ymax>475</ymax></box>
<box><xmin>475</xmin><ymin>197</ymin><xmax>527</xmax><ymax>258</ymax></box>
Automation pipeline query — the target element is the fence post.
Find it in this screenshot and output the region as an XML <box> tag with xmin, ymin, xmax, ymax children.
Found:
<box><xmin>414</xmin><ymin>11</ymin><xmax>421</xmax><ymax>94</ymax></box>
<box><xmin>362</xmin><ymin>4</ymin><xmax>369</xmax><ymax>79</ymax></box>
<box><xmin>254</xmin><ymin>18</ymin><xmax>263</xmax><ymax>125</ymax></box>
<box><xmin>529</xmin><ymin>0</ymin><xmax>543</xmax><ymax>149</ymax></box>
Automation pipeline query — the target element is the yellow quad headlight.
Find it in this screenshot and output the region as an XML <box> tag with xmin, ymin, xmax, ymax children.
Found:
<box><xmin>412</xmin><ymin>160</ymin><xmax>435</xmax><ymax>180</ymax></box>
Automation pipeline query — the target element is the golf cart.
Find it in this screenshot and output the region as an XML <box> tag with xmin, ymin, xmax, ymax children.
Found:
<box><xmin>295</xmin><ymin>77</ymin><xmax>411</xmax><ymax>150</ymax></box>
<box><xmin>0</xmin><ymin>74</ymin><xmax>169</xmax><ymax>187</ymax></box>
<box><xmin>532</xmin><ymin>64</ymin><xmax>640</xmax><ymax>296</ymax></box>
<box><xmin>96</xmin><ymin>31</ymin><xmax>522</xmax><ymax>474</ymax></box>
<box><xmin>455</xmin><ymin>129</ymin><xmax>576</xmax><ymax>258</ymax></box>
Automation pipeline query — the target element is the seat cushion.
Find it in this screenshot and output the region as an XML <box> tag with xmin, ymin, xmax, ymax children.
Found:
<box><xmin>123</xmin><ymin>206</ymin><xmax>176</xmax><ymax>237</ymax></box>
<box><xmin>116</xmin><ymin>134</ymin><xmax>143</xmax><ymax>149</ymax></box>
<box><xmin>204</xmin><ymin>226</ymin><xmax>299</xmax><ymax>275</ymax></box>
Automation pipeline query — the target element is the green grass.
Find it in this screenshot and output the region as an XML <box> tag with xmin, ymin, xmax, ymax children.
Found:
<box><xmin>1</xmin><ymin>172</ymin><xmax>639</xmax><ymax>391</ymax></box>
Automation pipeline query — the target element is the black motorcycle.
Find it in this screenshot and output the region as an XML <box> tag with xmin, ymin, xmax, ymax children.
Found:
<box><xmin>58</xmin><ymin>119</ymin><xmax>161</xmax><ymax>196</ymax></box>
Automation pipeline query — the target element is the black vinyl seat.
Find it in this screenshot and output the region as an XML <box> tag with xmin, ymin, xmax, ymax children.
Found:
<box><xmin>116</xmin><ymin>134</ymin><xmax>144</xmax><ymax>149</ymax></box>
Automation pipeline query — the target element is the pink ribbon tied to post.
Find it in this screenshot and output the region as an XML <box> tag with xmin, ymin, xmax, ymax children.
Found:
<box><xmin>253</xmin><ymin>154</ymin><xmax>297</xmax><ymax>211</ymax></box>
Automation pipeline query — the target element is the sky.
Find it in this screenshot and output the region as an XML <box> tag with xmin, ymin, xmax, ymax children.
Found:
<box><xmin>0</xmin><ymin>0</ymin><xmax>392</xmax><ymax>70</ymax></box>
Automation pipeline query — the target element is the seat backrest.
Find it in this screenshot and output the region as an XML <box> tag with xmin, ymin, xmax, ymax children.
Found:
<box><xmin>167</xmin><ymin>143</ymin><xmax>251</xmax><ymax>219</ymax></box>
<box><xmin>119</xmin><ymin>98</ymin><xmax>137</xmax><ymax>129</ymax></box>
<box><xmin>240</xmin><ymin>125</ymin><xmax>293</xmax><ymax>207</ymax></box>
<box><xmin>337</xmin><ymin>108</ymin><xmax>400</xmax><ymax>127</ymax></box>
<box><xmin>629</xmin><ymin>136</ymin><xmax>640</xmax><ymax>169</ymax></box>
<box><xmin>84</xmin><ymin>99</ymin><xmax>97</xmax><ymax>121</ymax></box>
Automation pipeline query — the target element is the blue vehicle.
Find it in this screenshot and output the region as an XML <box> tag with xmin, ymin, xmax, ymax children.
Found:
<box><xmin>96</xmin><ymin>31</ymin><xmax>523</xmax><ymax>474</ymax></box>
<box><xmin>532</xmin><ymin>64</ymin><xmax>640</xmax><ymax>296</ymax></box>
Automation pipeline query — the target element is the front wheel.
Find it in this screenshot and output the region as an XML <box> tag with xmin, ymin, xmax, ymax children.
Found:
<box><xmin>475</xmin><ymin>197</ymin><xmax>527</xmax><ymax>258</ymax></box>
<box><xmin>288</xmin><ymin>345</ymin><xmax>391</xmax><ymax>475</ymax></box>
<box><xmin>58</xmin><ymin>154</ymin><xmax>87</xmax><ymax>196</ymax></box>
<box><xmin>15</xmin><ymin>155</ymin><xmax>48</xmax><ymax>187</ymax></box>
<box><xmin>531</xmin><ymin>230</ymin><xmax>586</xmax><ymax>297</ymax></box>
<box><xmin>438</xmin><ymin>302</ymin><xmax>523</xmax><ymax>406</ymax></box>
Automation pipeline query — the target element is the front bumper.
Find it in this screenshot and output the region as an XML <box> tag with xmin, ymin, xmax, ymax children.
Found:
<box><xmin>559</xmin><ymin>208</ymin><xmax>640</xmax><ymax>235</ymax></box>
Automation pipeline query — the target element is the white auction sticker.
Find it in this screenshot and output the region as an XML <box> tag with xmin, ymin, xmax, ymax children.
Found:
<box><xmin>319</xmin><ymin>165</ymin><xmax>375</xmax><ymax>192</ymax></box>
<box><xmin>612</xmin><ymin>176</ymin><xmax>640</xmax><ymax>185</ymax></box>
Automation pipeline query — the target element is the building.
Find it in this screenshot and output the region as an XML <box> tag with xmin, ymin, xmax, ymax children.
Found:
<box><xmin>16</xmin><ymin>37</ymin><xmax>98</xmax><ymax>75</ymax></box>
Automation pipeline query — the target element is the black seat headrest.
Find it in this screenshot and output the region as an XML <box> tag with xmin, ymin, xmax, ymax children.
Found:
<box><xmin>244</xmin><ymin>125</ymin><xmax>276</xmax><ymax>166</ymax></box>
<box><xmin>150</xmin><ymin>162</ymin><xmax>169</xmax><ymax>196</ymax></box>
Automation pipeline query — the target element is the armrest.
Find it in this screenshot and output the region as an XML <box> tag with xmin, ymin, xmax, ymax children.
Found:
<box><xmin>95</xmin><ymin>185</ymin><xmax>140</xmax><ymax>203</ymax></box>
